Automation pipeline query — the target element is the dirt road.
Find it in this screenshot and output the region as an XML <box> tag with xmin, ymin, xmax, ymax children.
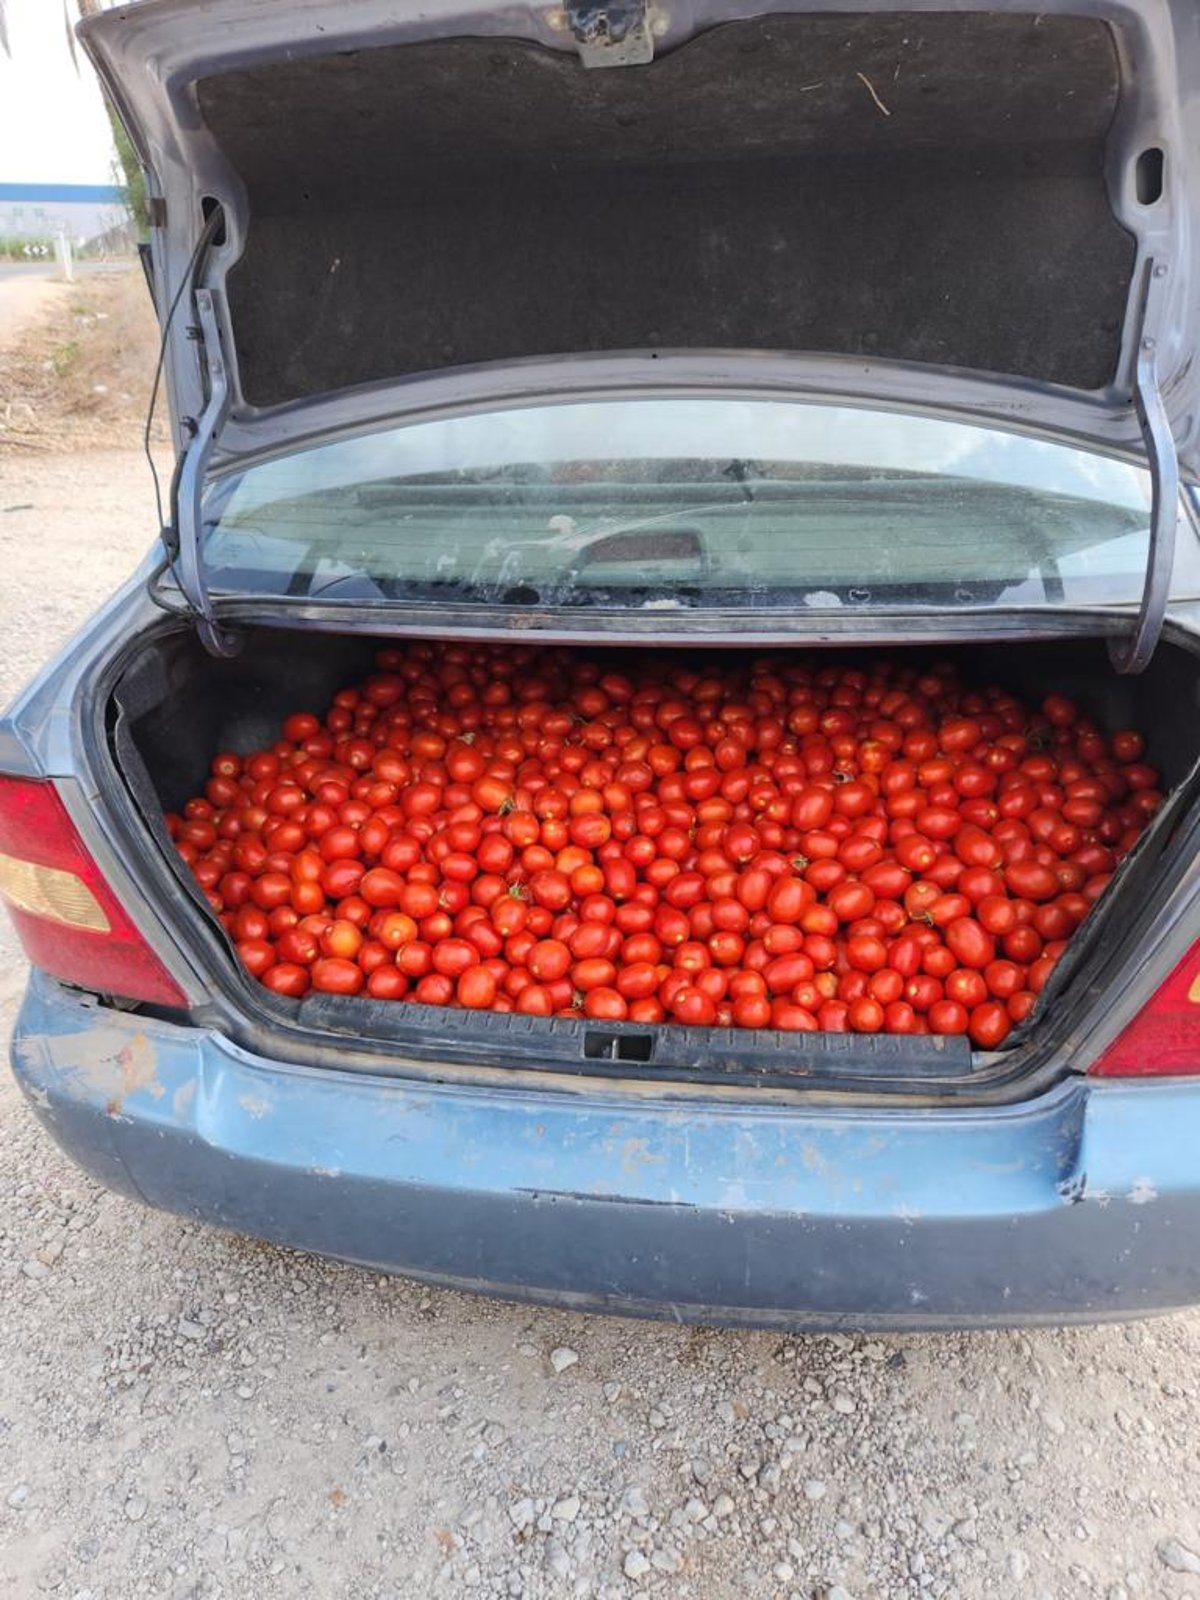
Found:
<box><xmin>3</xmin><ymin>451</ymin><xmax>1200</xmax><ymax>1600</ymax></box>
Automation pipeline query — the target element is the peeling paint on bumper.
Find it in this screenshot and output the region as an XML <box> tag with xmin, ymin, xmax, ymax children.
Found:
<box><xmin>11</xmin><ymin>971</ymin><xmax>1200</xmax><ymax>1330</ymax></box>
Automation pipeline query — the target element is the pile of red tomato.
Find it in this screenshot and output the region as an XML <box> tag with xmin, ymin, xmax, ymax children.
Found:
<box><xmin>166</xmin><ymin>645</ymin><xmax>1162</xmax><ymax>1050</ymax></box>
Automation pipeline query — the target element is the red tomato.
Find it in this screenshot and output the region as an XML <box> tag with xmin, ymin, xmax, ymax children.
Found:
<box><xmin>983</xmin><ymin>959</ymin><xmax>1024</xmax><ymax>1000</ymax></box>
<box><xmin>529</xmin><ymin>939</ymin><xmax>571</xmax><ymax>982</ymax></box>
<box><xmin>732</xmin><ymin>993</ymin><xmax>772</xmax><ymax>1029</ymax></box>
<box><xmin>1112</xmin><ymin>729</ymin><xmax>1145</xmax><ymax>763</ymax></box>
<box><xmin>431</xmin><ymin>938</ymin><xmax>480</xmax><ymax>978</ymax></box>
<box><xmin>1004</xmin><ymin>860</ymin><xmax>1060</xmax><ymax>902</ymax></box>
<box><xmin>944</xmin><ymin>917</ymin><xmax>995</xmax><ymax>971</ymax></box>
<box><xmin>828</xmin><ymin>880</ymin><xmax>875</xmax><ymax>924</ymax></box>
<box><xmin>320</xmin><ymin>919</ymin><xmax>363</xmax><ymax>961</ymax></box>
<box><xmin>848</xmin><ymin>996</ymin><xmax>885</xmax><ymax>1033</ymax></box>
<box><xmin>845</xmin><ymin>934</ymin><xmax>888</xmax><ymax>973</ymax></box>
<box><xmin>928</xmin><ymin>999</ymin><xmax>969</xmax><ymax>1035</ymax></box>
<box><xmin>310</xmin><ymin>957</ymin><xmax>365</xmax><ymax>996</ymax></box>
<box><xmin>792</xmin><ymin>786</ymin><xmax>834</xmax><ymax>830</ymax></box>
<box><xmin>359</xmin><ymin>867</ymin><xmax>405</xmax><ymax>908</ymax></box>
<box><xmin>458</xmin><ymin>967</ymin><xmax>499</xmax><ymax>1009</ymax></box>
<box><xmin>945</xmin><ymin>968</ymin><xmax>988</xmax><ymax>1008</ymax></box>
<box><xmin>770</xmin><ymin>999</ymin><xmax>819</xmax><ymax>1032</ymax></box>
<box><xmin>367</xmin><ymin>966</ymin><xmax>409</xmax><ymax>1001</ymax></box>
<box><xmin>968</xmin><ymin>1000</ymin><xmax>1012</xmax><ymax>1049</ymax></box>
<box><xmin>178</xmin><ymin>643</ymin><xmax>1155</xmax><ymax>1039</ymax></box>
<box><xmin>670</xmin><ymin>986</ymin><xmax>717</xmax><ymax>1026</ymax></box>
<box><xmin>236</xmin><ymin>938</ymin><xmax>275</xmax><ymax>978</ymax></box>
<box><xmin>763</xmin><ymin>953</ymin><xmax>815</xmax><ymax>994</ymax></box>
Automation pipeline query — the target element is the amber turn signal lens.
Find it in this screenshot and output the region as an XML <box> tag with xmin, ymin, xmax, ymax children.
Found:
<box><xmin>0</xmin><ymin>850</ymin><xmax>110</xmax><ymax>932</ymax></box>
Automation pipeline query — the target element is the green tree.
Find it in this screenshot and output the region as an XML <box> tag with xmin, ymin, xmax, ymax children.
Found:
<box><xmin>73</xmin><ymin>0</ymin><xmax>150</xmax><ymax>236</ymax></box>
<box><xmin>0</xmin><ymin>0</ymin><xmax>150</xmax><ymax>237</ymax></box>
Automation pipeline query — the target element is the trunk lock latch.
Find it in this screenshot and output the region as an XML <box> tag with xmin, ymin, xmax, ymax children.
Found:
<box><xmin>562</xmin><ymin>0</ymin><xmax>658</xmax><ymax>67</ymax></box>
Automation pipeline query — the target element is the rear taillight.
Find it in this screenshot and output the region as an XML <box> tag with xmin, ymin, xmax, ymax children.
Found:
<box><xmin>0</xmin><ymin>774</ymin><xmax>187</xmax><ymax>1009</ymax></box>
<box><xmin>1089</xmin><ymin>941</ymin><xmax>1200</xmax><ymax>1077</ymax></box>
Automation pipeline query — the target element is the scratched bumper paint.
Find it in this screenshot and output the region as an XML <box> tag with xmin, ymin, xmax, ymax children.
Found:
<box><xmin>11</xmin><ymin>971</ymin><xmax>1200</xmax><ymax>1329</ymax></box>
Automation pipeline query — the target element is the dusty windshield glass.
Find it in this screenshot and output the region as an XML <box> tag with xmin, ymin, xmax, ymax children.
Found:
<box><xmin>201</xmin><ymin>398</ymin><xmax>1175</xmax><ymax>609</ymax></box>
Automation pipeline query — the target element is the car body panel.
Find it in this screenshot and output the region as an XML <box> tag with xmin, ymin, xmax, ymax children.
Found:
<box><xmin>11</xmin><ymin>969</ymin><xmax>1200</xmax><ymax>1328</ymax></box>
<box><xmin>81</xmin><ymin>0</ymin><xmax>1200</xmax><ymax>479</ymax></box>
<box><xmin>2</xmin><ymin>0</ymin><xmax>1197</xmax><ymax>1330</ymax></box>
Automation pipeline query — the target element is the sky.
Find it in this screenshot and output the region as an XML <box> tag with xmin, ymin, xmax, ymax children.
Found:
<box><xmin>0</xmin><ymin>0</ymin><xmax>119</xmax><ymax>186</ymax></box>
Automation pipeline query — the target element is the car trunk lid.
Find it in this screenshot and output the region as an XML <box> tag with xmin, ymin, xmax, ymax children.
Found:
<box><xmin>82</xmin><ymin>0</ymin><xmax>1200</xmax><ymax>664</ymax></box>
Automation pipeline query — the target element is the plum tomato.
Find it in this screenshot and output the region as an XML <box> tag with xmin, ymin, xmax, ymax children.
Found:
<box><xmin>174</xmin><ymin>642</ymin><xmax>1155</xmax><ymax>1044</ymax></box>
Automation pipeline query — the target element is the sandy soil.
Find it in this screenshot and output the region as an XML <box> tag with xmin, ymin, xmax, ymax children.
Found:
<box><xmin>0</xmin><ymin>265</ymin><xmax>162</xmax><ymax>454</ymax></box>
<box><xmin>0</xmin><ymin>277</ymin><xmax>69</xmax><ymax>352</ymax></box>
<box><xmin>3</xmin><ymin>456</ymin><xmax>1200</xmax><ymax>1600</ymax></box>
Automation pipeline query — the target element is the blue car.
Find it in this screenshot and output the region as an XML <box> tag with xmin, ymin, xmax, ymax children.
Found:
<box><xmin>5</xmin><ymin>0</ymin><xmax>1200</xmax><ymax>1328</ymax></box>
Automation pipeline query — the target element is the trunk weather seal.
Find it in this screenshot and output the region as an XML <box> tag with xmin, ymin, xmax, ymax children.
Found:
<box><xmin>138</xmin><ymin>583</ymin><xmax>1146</xmax><ymax>648</ymax></box>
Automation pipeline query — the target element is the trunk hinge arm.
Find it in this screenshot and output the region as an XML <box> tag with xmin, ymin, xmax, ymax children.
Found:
<box><xmin>1109</xmin><ymin>256</ymin><xmax>1179</xmax><ymax>675</ymax></box>
<box><xmin>167</xmin><ymin>286</ymin><xmax>242</xmax><ymax>658</ymax></box>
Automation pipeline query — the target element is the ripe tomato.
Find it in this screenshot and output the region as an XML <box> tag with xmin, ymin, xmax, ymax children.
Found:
<box><xmin>572</xmin><ymin>957</ymin><xmax>618</xmax><ymax>992</ymax></box>
<box><xmin>771</xmin><ymin>999</ymin><xmax>819</xmax><ymax>1031</ymax></box>
<box><xmin>359</xmin><ymin>867</ymin><xmax>405</xmax><ymax>908</ymax></box>
<box><xmin>828</xmin><ymin>880</ymin><xmax>875</xmax><ymax>924</ymax></box>
<box><xmin>236</xmin><ymin>938</ymin><xmax>275</xmax><ymax>978</ymax></box>
<box><xmin>766</xmin><ymin>875</ymin><xmax>811</xmax><ymax>924</ymax></box>
<box><xmin>310</xmin><ymin>957</ymin><xmax>365</xmax><ymax>996</ymax></box>
<box><xmin>968</xmin><ymin>1000</ymin><xmax>1012</xmax><ymax>1049</ymax></box>
<box><xmin>318</xmin><ymin>918</ymin><xmax>362</xmax><ymax>962</ymax></box>
<box><xmin>515</xmin><ymin>983</ymin><xmax>555</xmax><ymax>1016</ymax></box>
<box><xmin>262</xmin><ymin>961</ymin><xmax>311</xmax><ymax>997</ymax></box>
<box><xmin>432</xmin><ymin>938</ymin><xmax>480</xmax><ymax>978</ymax></box>
<box><xmin>945</xmin><ymin>968</ymin><xmax>987</xmax><ymax>1008</ymax></box>
<box><xmin>732</xmin><ymin>993</ymin><xmax>772</xmax><ymax>1029</ymax></box>
<box><xmin>928</xmin><ymin>999</ymin><xmax>969</xmax><ymax>1035</ymax></box>
<box><xmin>763</xmin><ymin>953</ymin><xmax>814</xmax><ymax>994</ymax></box>
<box><xmin>976</xmin><ymin>894</ymin><xmax>1017</xmax><ymax>935</ymax></box>
<box><xmin>367</xmin><ymin>966</ymin><xmax>409</xmax><ymax>1001</ymax></box>
<box><xmin>670</xmin><ymin>986</ymin><xmax>717</xmax><ymax>1026</ymax></box>
<box><xmin>584</xmin><ymin>986</ymin><xmax>629</xmax><ymax>1020</ymax></box>
<box><xmin>529</xmin><ymin>939</ymin><xmax>571</xmax><ymax>982</ymax></box>
<box><xmin>458</xmin><ymin>967</ymin><xmax>499</xmax><ymax>1009</ymax></box>
<box><xmin>1004</xmin><ymin>859</ymin><xmax>1059</xmax><ymax>902</ymax></box>
<box><xmin>848</xmin><ymin>996</ymin><xmax>885</xmax><ymax>1033</ymax></box>
<box><xmin>1112</xmin><ymin>729</ymin><xmax>1145</xmax><ymax>763</ymax></box>
<box><xmin>944</xmin><ymin>917</ymin><xmax>995</xmax><ymax>971</ymax></box>
<box><xmin>179</xmin><ymin>643</ymin><xmax>1153</xmax><ymax>1037</ymax></box>
<box><xmin>845</xmin><ymin>934</ymin><xmax>887</xmax><ymax>973</ymax></box>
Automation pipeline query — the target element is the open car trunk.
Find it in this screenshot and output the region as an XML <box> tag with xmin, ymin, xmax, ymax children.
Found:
<box><xmin>101</xmin><ymin>622</ymin><xmax>1200</xmax><ymax>1097</ymax></box>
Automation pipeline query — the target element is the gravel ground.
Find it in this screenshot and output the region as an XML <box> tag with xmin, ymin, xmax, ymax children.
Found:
<box><xmin>4</xmin><ymin>451</ymin><xmax>1200</xmax><ymax>1600</ymax></box>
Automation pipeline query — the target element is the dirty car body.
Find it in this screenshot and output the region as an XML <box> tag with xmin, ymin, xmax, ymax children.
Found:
<box><xmin>6</xmin><ymin>0</ymin><xmax>1200</xmax><ymax>1328</ymax></box>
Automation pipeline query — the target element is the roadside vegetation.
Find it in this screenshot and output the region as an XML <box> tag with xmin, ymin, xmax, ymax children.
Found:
<box><xmin>0</xmin><ymin>265</ymin><xmax>162</xmax><ymax>453</ymax></box>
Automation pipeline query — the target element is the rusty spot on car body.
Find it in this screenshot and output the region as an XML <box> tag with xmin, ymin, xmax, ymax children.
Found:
<box><xmin>117</xmin><ymin>1037</ymin><xmax>163</xmax><ymax>1098</ymax></box>
<box><xmin>619</xmin><ymin>1137</ymin><xmax>664</xmax><ymax>1179</ymax></box>
<box><xmin>30</xmin><ymin>1025</ymin><xmax>162</xmax><ymax>1113</ymax></box>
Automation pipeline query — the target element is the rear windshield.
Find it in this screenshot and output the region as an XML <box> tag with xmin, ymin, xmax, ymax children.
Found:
<box><xmin>201</xmin><ymin>398</ymin><xmax>1187</xmax><ymax>611</ymax></box>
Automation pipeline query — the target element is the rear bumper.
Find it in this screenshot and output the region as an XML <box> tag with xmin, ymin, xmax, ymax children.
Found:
<box><xmin>10</xmin><ymin>969</ymin><xmax>1200</xmax><ymax>1330</ymax></box>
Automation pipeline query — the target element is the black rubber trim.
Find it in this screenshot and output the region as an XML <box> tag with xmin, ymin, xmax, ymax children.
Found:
<box><xmin>284</xmin><ymin>992</ymin><xmax>971</xmax><ymax>1087</ymax></box>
